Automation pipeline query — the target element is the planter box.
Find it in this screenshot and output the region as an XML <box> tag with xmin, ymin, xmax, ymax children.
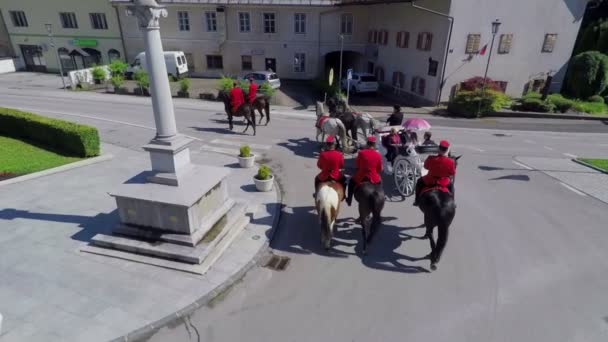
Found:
<box><xmin>134</xmin><ymin>88</ymin><xmax>150</xmax><ymax>96</ymax></box>
<box><xmin>177</xmin><ymin>90</ymin><xmax>190</xmax><ymax>98</ymax></box>
<box><xmin>254</xmin><ymin>175</ymin><xmax>274</xmax><ymax>192</ymax></box>
<box><xmin>199</xmin><ymin>92</ymin><xmax>217</xmax><ymax>101</ymax></box>
<box><xmin>237</xmin><ymin>155</ymin><xmax>255</xmax><ymax>168</ymax></box>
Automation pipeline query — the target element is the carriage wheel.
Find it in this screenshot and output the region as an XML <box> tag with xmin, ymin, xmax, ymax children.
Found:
<box><xmin>393</xmin><ymin>156</ymin><xmax>416</xmax><ymax>197</ymax></box>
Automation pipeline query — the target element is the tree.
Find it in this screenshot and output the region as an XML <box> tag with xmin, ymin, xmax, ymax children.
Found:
<box><xmin>565</xmin><ymin>51</ymin><xmax>608</xmax><ymax>99</ymax></box>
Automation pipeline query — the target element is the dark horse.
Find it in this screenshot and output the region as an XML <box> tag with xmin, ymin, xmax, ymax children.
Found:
<box><xmin>251</xmin><ymin>96</ymin><xmax>271</xmax><ymax>125</ymax></box>
<box><xmin>418</xmin><ymin>155</ymin><xmax>461</xmax><ymax>271</ymax></box>
<box><xmin>354</xmin><ymin>182</ymin><xmax>385</xmax><ymax>254</ymax></box>
<box><xmin>326</xmin><ymin>97</ymin><xmax>358</xmax><ymax>143</ymax></box>
<box><xmin>218</xmin><ymin>91</ymin><xmax>256</xmax><ymax>135</ymax></box>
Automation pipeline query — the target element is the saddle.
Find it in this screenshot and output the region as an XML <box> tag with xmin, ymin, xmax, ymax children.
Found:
<box><xmin>316</xmin><ymin>116</ymin><xmax>330</xmax><ymax>129</ymax></box>
<box><xmin>421</xmin><ymin>184</ymin><xmax>450</xmax><ymax>195</ymax></box>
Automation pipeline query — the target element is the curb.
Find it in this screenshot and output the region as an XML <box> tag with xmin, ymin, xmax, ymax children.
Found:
<box><xmin>572</xmin><ymin>159</ymin><xmax>608</xmax><ymax>175</ymax></box>
<box><xmin>487</xmin><ymin>111</ymin><xmax>608</xmax><ymax>121</ymax></box>
<box><xmin>0</xmin><ymin>154</ymin><xmax>114</xmax><ymax>187</ymax></box>
<box><xmin>110</xmin><ymin>176</ymin><xmax>284</xmax><ymax>342</ymax></box>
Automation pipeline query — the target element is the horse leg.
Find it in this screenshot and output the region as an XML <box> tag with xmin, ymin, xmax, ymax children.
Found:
<box><xmin>430</xmin><ymin>224</ymin><xmax>449</xmax><ymax>271</ymax></box>
<box><xmin>228</xmin><ymin>113</ymin><xmax>234</xmax><ymax>131</ymax></box>
<box><xmin>265</xmin><ymin>101</ymin><xmax>271</xmax><ymax>125</ymax></box>
<box><xmin>257</xmin><ymin>106</ymin><xmax>264</xmax><ymax>125</ymax></box>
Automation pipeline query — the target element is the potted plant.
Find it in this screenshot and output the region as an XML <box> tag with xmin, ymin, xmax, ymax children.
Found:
<box><xmin>110</xmin><ymin>75</ymin><xmax>125</xmax><ymax>94</ymax></box>
<box><xmin>254</xmin><ymin>165</ymin><xmax>274</xmax><ymax>192</ymax></box>
<box><xmin>91</xmin><ymin>66</ymin><xmax>106</xmax><ymax>85</ymax></box>
<box><xmin>238</xmin><ymin>145</ymin><xmax>255</xmax><ymax>168</ymax></box>
<box><xmin>178</xmin><ymin>78</ymin><xmax>191</xmax><ymax>98</ymax></box>
<box><xmin>134</xmin><ymin>70</ymin><xmax>150</xmax><ymax>96</ymax></box>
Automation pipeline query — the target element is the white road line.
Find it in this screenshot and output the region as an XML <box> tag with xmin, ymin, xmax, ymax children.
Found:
<box><xmin>209</xmin><ymin>139</ymin><xmax>271</xmax><ymax>150</ymax></box>
<box><xmin>512</xmin><ymin>160</ymin><xmax>533</xmax><ymax>170</ymax></box>
<box><xmin>559</xmin><ymin>182</ymin><xmax>587</xmax><ymax>197</ymax></box>
<box><xmin>563</xmin><ymin>153</ymin><xmax>578</xmax><ymax>159</ymax></box>
<box><xmin>543</xmin><ymin>146</ymin><xmax>554</xmax><ymax>151</ymax></box>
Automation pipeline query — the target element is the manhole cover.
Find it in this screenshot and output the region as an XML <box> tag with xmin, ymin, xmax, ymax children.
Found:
<box><xmin>264</xmin><ymin>254</ymin><xmax>290</xmax><ymax>271</ymax></box>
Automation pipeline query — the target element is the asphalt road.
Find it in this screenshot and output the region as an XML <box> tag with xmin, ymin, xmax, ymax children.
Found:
<box><xmin>1</xmin><ymin>85</ymin><xmax>608</xmax><ymax>342</ymax></box>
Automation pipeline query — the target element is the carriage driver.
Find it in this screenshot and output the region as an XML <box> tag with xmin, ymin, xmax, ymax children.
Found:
<box><xmin>314</xmin><ymin>136</ymin><xmax>346</xmax><ymax>198</ymax></box>
<box><xmin>346</xmin><ymin>136</ymin><xmax>383</xmax><ymax>206</ymax></box>
<box><xmin>229</xmin><ymin>81</ymin><xmax>245</xmax><ymax>114</ymax></box>
<box><xmin>247</xmin><ymin>77</ymin><xmax>258</xmax><ymax>105</ymax></box>
<box><xmin>413</xmin><ymin>140</ymin><xmax>456</xmax><ymax>206</ymax></box>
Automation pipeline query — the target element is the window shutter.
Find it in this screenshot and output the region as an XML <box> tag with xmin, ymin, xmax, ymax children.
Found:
<box><xmin>425</xmin><ymin>33</ymin><xmax>433</xmax><ymax>51</ymax></box>
<box><xmin>383</xmin><ymin>30</ymin><xmax>389</xmax><ymax>45</ymax></box>
<box><xmin>373</xmin><ymin>30</ymin><xmax>378</xmax><ymax>44</ymax></box>
<box><xmin>418</xmin><ymin>78</ymin><xmax>426</xmax><ymax>95</ymax></box>
<box><xmin>396</xmin><ymin>32</ymin><xmax>402</xmax><ymax>47</ymax></box>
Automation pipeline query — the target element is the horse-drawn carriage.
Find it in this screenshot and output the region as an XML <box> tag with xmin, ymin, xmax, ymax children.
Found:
<box><xmin>375</xmin><ymin>126</ymin><xmax>439</xmax><ymax>198</ymax></box>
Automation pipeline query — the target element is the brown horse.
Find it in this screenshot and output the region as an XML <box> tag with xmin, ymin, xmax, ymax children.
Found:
<box><xmin>315</xmin><ymin>181</ymin><xmax>345</xmax><ymax>250</ymax></box>
<box><xmin>251</xmin><ymin>96</ymin><xmax>271</xmax><ymax>125</ymax></box>
<box><xmin>218</xmin><ymin>91</ymin><xmax>257</xmax><ymax>135</ymax></box>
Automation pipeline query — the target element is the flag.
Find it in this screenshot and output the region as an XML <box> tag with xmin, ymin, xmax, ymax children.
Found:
<box><xmin>479</xmin><ymin>44</ymin><xmax>488</xmax><ymax>56</ymax></box>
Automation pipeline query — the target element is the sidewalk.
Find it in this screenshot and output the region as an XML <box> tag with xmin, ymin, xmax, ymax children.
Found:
<box><xmin>0</xmin><ymin>143</ymin><xmax>280</xmax><ymax>341</ymax></box>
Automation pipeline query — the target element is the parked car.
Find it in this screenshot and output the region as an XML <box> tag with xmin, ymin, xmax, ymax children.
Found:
<box><xmin>243</xmin><ymin>71</ymin><xmax>281</xmax><ymax>89</ymax></box>
<box><xmin>341</xmin><ymin>72</ymin><xmax>379</xmax><ymax>94</ymax></box>
<box><xmin>126</xmin><ymin>51</ymin><xmax>188</xmax><ymax>79</ymax></box>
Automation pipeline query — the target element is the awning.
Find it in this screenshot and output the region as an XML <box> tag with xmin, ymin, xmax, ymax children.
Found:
<box><xmin>69</xmin><ymin>47</ymin><xmax>90</xmax><ymax>57</ymax></box>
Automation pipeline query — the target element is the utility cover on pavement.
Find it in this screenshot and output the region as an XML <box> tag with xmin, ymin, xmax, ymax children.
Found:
<box><xmin>264</xmin><ymin>254</ymin><xmax>290</xmax><ymax>271</ymax></box>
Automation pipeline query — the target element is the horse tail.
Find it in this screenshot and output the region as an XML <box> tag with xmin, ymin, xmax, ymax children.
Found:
<box><xmin>264</xmin><ymin>97</ymin><xmax>270</xmax><ymax>123</ymax></box>
<box><xmin>316</xmin><ymin>186</ymin><xmax>339</xmax><ymax>249</ymax></box>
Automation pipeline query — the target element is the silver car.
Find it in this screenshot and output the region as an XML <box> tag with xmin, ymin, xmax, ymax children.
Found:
<box><xmin>243</xmin><ymin>71</ymin><xmax>281</xmax><ymax>89</ymax></box>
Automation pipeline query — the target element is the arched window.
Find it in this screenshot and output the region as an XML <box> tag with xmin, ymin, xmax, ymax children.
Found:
<box><xmin>374</xmin><ymin>66</ymin><xmax>385</xmax><ymax>83</ymax></box>
<box><xmin>392</xmin><ymin>71</ymin><xmax>405</xmax><ymax>88</ymax></box>
<box><xmin>108</xmin><ymin>49</ymin><xmax>121</xmax><ymax>62</ymax></box>
<box><xmin>83</xmin><ymin>48</ymin><xmax>102</xmax><ymax>67</ymax></box>
<box><xmin>58</xmin><ymin>47</ymin><xmax>76</xmax><ymax>72</ymax></box>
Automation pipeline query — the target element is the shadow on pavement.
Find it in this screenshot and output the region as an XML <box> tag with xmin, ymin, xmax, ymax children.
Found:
<box><xmin>277</xmin><ymin>138</ymin><xmax>319</xmax><ymax>159</ymax></box>
<box><xmin>489</xmin><ymin>174</ymin><xmax>531</xmax><ymax>181</ymax></box>
<box><xmin>189</xmin><ymin>126</ymin><xmax>244</xmax><ymax>135</ymax></box>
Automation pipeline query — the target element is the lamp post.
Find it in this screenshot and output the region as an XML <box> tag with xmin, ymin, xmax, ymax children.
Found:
<box><xmin>45</xmin><ymin>24</ymin><xmax>67</xmax><ymax>89</ymax></box>
<box><xmin>477</xmin><ymin>19</ymin><xmax>501</xmax><ymax>116</ymax></box>
<box><xmin>339</xmin><ymin>34</ymin><xmax>344</xmax><ymax>88</ymax></box>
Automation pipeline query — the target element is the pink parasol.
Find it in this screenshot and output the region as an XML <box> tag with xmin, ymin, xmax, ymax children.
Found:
<box><xmin>402</xmin><ymin>118</ymin><xmax>431</xmax><ymax>131</ymax></box>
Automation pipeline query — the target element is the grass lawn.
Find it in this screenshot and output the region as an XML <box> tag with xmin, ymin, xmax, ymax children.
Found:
<box><xmin>0</xmin><ymin>135</ymin><xmax>82</xmax><ymax>177</ymax></box>
<box><xmin>578</xmin><ymin>158</ymin><xmax>608</xmax><ymax>172</ymax></box>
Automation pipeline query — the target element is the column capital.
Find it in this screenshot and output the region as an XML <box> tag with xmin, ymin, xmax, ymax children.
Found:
<box><xmin>126</xmin><ymin>5</ymin><xmax>167</xmax><ymax>30</ymax></box>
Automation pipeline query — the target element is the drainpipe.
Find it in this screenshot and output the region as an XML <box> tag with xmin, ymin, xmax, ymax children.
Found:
<box><xmin>114</xmin><ymin>5</ymin><xmax>129</xmax><ymax>61</ymax></box>
<box><xmin>411</xmin><ymin>1</ymin><xmax>453</xmax><ymax>105</ymax></box>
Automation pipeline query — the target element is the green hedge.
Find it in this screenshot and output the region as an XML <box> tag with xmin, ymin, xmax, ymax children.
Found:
<box><xmin>0</xmin><ymin>107</ymin><xmax>100</xmax><ymax>157</ymax></box>
<box><xmin>448</xmin><ymin>90</ymin><xmax>511</xmax><ymax>118</ymax></box>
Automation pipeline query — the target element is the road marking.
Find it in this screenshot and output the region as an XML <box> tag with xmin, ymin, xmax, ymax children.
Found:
<box><xmin>524</xmin><ymin>139</ymin><xmax>535</xmax><ymax>144</ymax></box>
<box><xmin>512</xmin><ymin>160</ymin><xmax>533</xmax><ymax>170</ymax></box>
<box><xmin>559</xmin><ymin>182</ymin><xmax>587</xmax><ymax>197</ymax></box>
<box><xmin>199</xmin><ymin>144</ymin><xmax>239</xmax><ymax>156</ymax></box>
<box><xmin>563</xmin><ymin>153</ymin><xmax>577</xmax><ymax>158</ymax></box>
<box><xmin>543</xmin><ymin>146</ymin><xmax>554</xmax><ymax>151</ymax></box>
<box><xmin>209</xmin><ymin>139</ymin><xmax>271</xmax><ymax>150</ymax></box>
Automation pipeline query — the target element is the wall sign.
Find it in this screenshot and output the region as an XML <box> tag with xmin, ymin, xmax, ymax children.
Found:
<box><xmin>72</xmin><ymin>39</ymin><xmax>98</xmax><ymax>48</ymax></box>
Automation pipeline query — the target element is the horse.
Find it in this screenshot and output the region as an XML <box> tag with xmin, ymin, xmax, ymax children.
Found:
<box><xmin>354</xmin><ymin>182</ymin><xmax>385</xmax><ymax>254</ymax></box>
<box><xmin>315</xmin><ymin>181</ymin><xmax>345</xmax><ymax>250</ymax></box>
<box><xmin>354</xmin><ymin>113</ymin><xmax>378</xmax><ymax>140</ymax></box>
<box><xmin>218</xmin><ymin>90</ymin><xmax>257</xmax><ymax>135</ymax></box>
<box><xmin>418</xmin><ymin>155</ymin><xmax>461</xmax><ymax>271</ymax></box>
<box><xmin>316</xmin><ymin>115</ymin><xmax>349</xmax><ymax>152</ymax></box>
<box><xmin>251</xmin><ymin>95</ymin><xmax>271</xmax><ymax>125</ymax></box>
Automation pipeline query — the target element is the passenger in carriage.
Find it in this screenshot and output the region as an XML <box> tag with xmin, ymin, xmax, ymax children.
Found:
<box><xmin>384</xmin><ymin>127</ymin><xmax>401</xmax><ymax>163</ymax></box>
<box><xmin>422</xmin><ymin>131</ymin><xmax>437</xmax><ymax>146</ymax></box>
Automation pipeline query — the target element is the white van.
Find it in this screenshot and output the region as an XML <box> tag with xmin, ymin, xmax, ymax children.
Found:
<box><xmin>126</xmin><ymin>51</ymin><xmax>188</xmax><ymax>79</ymax></box>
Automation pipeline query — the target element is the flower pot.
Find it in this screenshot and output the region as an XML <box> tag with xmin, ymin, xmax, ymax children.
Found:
<box><xmin>254</xmin><ymin>175</ymin><xmax>274</xmax><ymax>192</ymax></box>
<box><xmin>237</xmin><ymin>155</ymin><xmax>255</xmax><ymax>168</ymax></box>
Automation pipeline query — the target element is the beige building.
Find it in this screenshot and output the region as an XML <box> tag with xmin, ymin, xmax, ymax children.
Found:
<box><xmin>0</xmin><ymin>0</ymin><xmax>125</xmax><ymax>73</ymax></box>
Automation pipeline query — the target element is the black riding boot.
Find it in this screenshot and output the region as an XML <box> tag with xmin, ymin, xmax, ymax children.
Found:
<box><xmin>346</xmin><ymin>178</ymin><xmax>354</xmax><ymax>206</ymax></box>
<box><xmin>413</xmin><ymin>178</ymin><xmax>425</xmax><ymax>206</ymax></box>
<box><xmin>313</xmin><ymin>176</ymin><xmax>321</xmax><ymax>198</ymax></box>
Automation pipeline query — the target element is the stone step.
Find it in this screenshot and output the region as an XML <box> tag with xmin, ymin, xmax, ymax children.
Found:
<box><xmin>89</xmin><ymin>202</ymin><xmax>248</xmax><ymax>265</ymax></box>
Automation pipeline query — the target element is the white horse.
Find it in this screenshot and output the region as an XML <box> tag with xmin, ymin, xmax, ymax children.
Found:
<box><xmin>354</xmin><ymin>113</ymin><xmax>378</xmax><ymax>141</ymax></box>
<box><xmin>316</xmin><ymin>115</ymin><xmax>349</xmax><ymax>151</ymax></box>
<box><xmin>315</xmin><ymin>182</ymin><xmax>344</xmax><ymax>250</ymax></box>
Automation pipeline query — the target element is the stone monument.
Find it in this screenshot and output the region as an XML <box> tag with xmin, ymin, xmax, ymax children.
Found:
<box><xmin>82</xmin><ymin>0</ymin><xmax>248</xmax><ymax>274</ymax></box>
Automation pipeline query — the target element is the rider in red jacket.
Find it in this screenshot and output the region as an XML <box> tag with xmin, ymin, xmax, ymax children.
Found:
<box><xmin>248</xmin><ymin>78</ymin><xmax>258</xmax><ymax>105</ymax></box>
<box><xmin>413</xmin><ymin>140</ymin><xmax>456</xmax><ymax>206</ymax></box>
<box><xmin>346</xmin><ymin>136</ymin><xmax>383</xmax><ymax>206</ymax></box>
<box><xmin>314</xmin><ymin>136</ymin><xmax>345</xmax><ymax>197</ymax></box>
<box><xmin>230</xmin><ymin>82</ymin><xmax>245</xmax><ymax>114</ymax></box>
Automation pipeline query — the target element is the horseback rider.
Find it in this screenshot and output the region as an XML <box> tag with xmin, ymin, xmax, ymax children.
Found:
<box><xmin>413</xmin><ymin>140</ymin><xmax>455</xmax><ymax>206</ymax></box>
<box><xmin>247</xmin><ymin>77</ymin><xmax>258</xmax><ymax>105</ymax></box>
<box><xmin>314</xmin><ymin>136</ymin><xmax>346</xmax><ymax>198</ymax></box>
<box><xmin>346</xmin><ymin>136</ymin><xmax>383</xmax><ymax>206</ymax></box>
<box><xmin>386</xmin><ymin>105</ymin><xmax>404</xmax><ymax>126</ymax></box>
<box><xmin>229</xmin><ymin>81</ymin><xmax>245</xmax><ymax>114</ymax></box>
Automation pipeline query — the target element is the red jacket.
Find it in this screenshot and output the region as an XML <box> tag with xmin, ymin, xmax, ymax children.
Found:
<box><xmin>422</xmin><ymin>155</ymin><xmax>455</xmax><ymax>187</ymax></box>
<box><xmin>230</xmin><ymin>87</ymin><xmax>245</xmax><ymax>113</ymax></box>
<box><xmin>353</xmin><ymin>148</ymin><xmax>383</xmax><ymax>184</ymax></box>
<box><xmin>248</xmin><ymin>83</ymin><xmax>258</xmax><ymax>104</ymax></box>
<box><xmin>317</xmin><ymin>150</ymin><xmax>344</xmax><ymax>181</ymax></box>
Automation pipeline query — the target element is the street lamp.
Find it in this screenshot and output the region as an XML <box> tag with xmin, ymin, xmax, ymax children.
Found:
<box><xmin>339</xmin><ymin>34</ymin><xmax>344</xmax><ymax>87</ymax></box>
<box><xmin>477</xmin><ymin>19</ymin><xmax>501</xmax><ymax>116</ymax></box>
<box><xmin>45</xmin><ymin>23</ymin><xmax>67</xmax><ymax>89</ymax></box>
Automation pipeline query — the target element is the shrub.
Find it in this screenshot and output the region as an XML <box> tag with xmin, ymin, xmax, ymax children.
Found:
<box><xmin>256</xmin><ymin>165</ymin><xmax>272</xmax><ymax>180</ymax></box>
<box><xmin>517</xmin><ymin>98</ymin><xmax>555</xmax><ymax>113</ymax></box>
<box><xmin>0</xmin><ymin>107</ymin><xmax>100</xmax><ymax>157</ymax></box>
<box><xmin>547</xmin><ymin>94</ymin><xmax>575</xmax><ymax>113</ymax></box>
<box><xmin>588</xmin><ymin>94</ymin><xmax>605</xmax><ymax>103</ymax></box>
<box><xmin>523</xmin><ymin>92</ymin><xmax>542</xmax><ymax>100</ymax></box>
<box><xmin>238</xmin><ymin>80</ymin><xmax>250</xmax><ymax>94</ymax></box>
<box><xmin>448</xmin><ymin>89</ymin><xmax>510</xmax><ymax>117</ymax></box>
<box><xmin>111</xmin><ymin>75</ymin><xmax>124</xmax><ymax>89</ymax></box>
<box><xmin>134</xmin><ymin>70</ymin><xmax>149</xmax><ymax>90</ymax></box>
<box><xmin>460</xmin><ymin>76</ymin><xmax>504</xmax><ymax>92</ymax></box>
<box><xmin>108</xmin><ymin>60</ymin><xmax>128</xmax><ymax>77</ymax></box>
<box><xmin>565</xmin><ymin>51</ymin><xmax>608</xmax><ymax>99</ymax></box>
<box><xmin>217</xmin><ymin>76</ymin><xmax>235</xmax><ymax>92</ymax></box>
<box><xmin>179</xmin><ymin>78</ymin><xmax>191</xmax><ymax>93</ymax></box>
<box><xmin>91</xmin><ymin>66</ymin><xmax>107</xmax><ymax>83</ymax></box>
<box><xmin>260</xmin><ymin>82</ymin><xmax>275</xmax><ymax>98</ymax></box>
<box><xmin>239</xmin><ymin>145</ymin><xmax>252</xmax><ymax>157</ymax></box>
<box><xmin>572</xmin><ymin>101</ymin><xmax>607</xmax><ymax>114</ymax></box>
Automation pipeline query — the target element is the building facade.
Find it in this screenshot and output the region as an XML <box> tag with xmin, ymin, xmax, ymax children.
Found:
<box><xmin>0</xmin><ymin>0</ymin><xmax>125</xmax><ymax>73</ymax></box>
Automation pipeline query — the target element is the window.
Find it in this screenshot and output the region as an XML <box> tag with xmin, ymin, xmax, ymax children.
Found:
<box><xmin>205</xmin><ymin>12</ymin><xmax>217</xmax><ymax>32</ymax></box>
<box><xmin>374</xmin><ymin>67</ymin><xmax>385</xmax><ymax>82</ymax></box>
<box><xmin>465</xmin><ymin>34</ymin><xmax>481</xmax><ymax>54</ymax></box>
<box><xmin>185</xmin><ymin>53</ymin><xmax>194</xmax><ymax>70</ymax></box>
<box><xmin>239</xmin><ymin>12</ymin><xmax>251</xmax><ymax>32</ymax></box>
<box><xmin>393</xmin><ymin>71</ymin><xmax>405</xmax><ymax>88</ymax></box>
<box><xmin>368</xmin><ymin>30</ymin><xmax>373</xmax><ymax>43</ymax></box>
<box><xmin>108</xmin><ymin>49</ymin><xmax>121</xmax><ymax>62</ymax></box>
<box><xmin>178</xmin><ymin>11</ymin><xmax>190</xmax><ymax>31</ymax></box>
<box><xmin>373</xmin><ymin>30</ymin><xmax>378</xmax><ymax>44</ymax></box>
<box><xmin>411</xmin><ymin>77</ymin><xmax>426</xmax><ymax>95</ymax></box>
<box><xmin>417</xmin><ymin>32</ymin><xmax>433</xmax><ymax>51</ymax></box>
<box><xmin>428</xmin><ymin>59</ymin><xmax>438</xmax><ymax>77</ymax></box>
<box><xmin>396</xmin><ymin>31</ymin><xmax>409</xmax><ymax>48</ymax></box>
<box><xmin>378</xmin><ymin>30</ymin><xmax>388</xmax><ymax>45</ymax></box>
<box><xmin>60</xmin><ymin>12</ymin><xmax>78</xmax><ymax>29</ymax></box>
<box><xmin>90</xmin><ymin>13</ymin><xmax>108</xmax><ymax>30</ymax></box>
<box><xmin>498</xmin><ymin>34</ymin><xmax>513</xmax><ymax>54</ymax></box>
<box><xmin>9</xmin><ymin>11</ymin><xmax>28</xmax><ymax>27</ymax></box>
<box><xmin>206</xmin><ymin>55</ymin><xmax>223</xmax><ymax>69</ymax></box>
<box><xmin>542</xmin><ymin>33</ymin><xmax>557</xmax><ymax>53</ymax></box>
<box><xmin>340</xmin><ymin>13</ymin><xmax>353</xmax><ymax>35</ymax></box>
<box><xmin>242</xmin><ymin>55</ymin><xmax>252</xmax><ymax>70</ymax></box>
<box><xmin>294</xmin><ymin>13</ymin><xmax>306</xmax><ymax>34</ymax></box>
<box><xmin>294</xmin><ymin>53</ymin><xmax>305</xmax><ymax>72</ymax></box>
<box><xmin>263</xmin><ymin>13</ymin><xmax>276</xmax><ymax>33</ymax></box>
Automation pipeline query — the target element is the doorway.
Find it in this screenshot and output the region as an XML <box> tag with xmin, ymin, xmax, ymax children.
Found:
<box><xmin>20</xmin><ymin>45</ymin><xmax>47</xmax><ymax>72</ymax></box>
<box><xmin>265</xmin><ymin>58</ymin><xmax>276</xmax><ymax>72</ymax></box>
<box><xmin>367</xmin><ymin>61</ymin><xmax>375</xmax><ymax>74</ymax></box>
